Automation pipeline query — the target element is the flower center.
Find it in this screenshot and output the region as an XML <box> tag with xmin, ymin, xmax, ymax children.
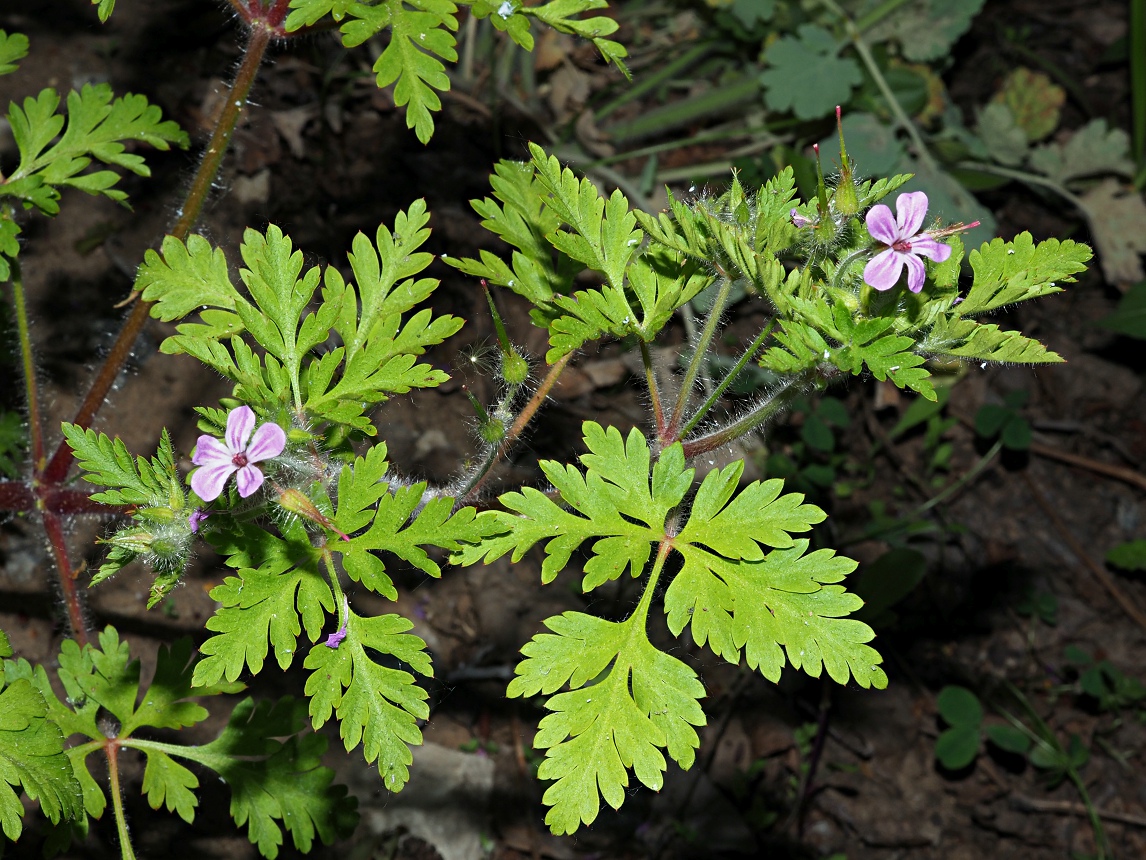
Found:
<box><xmin>232</xmin><ymin>452</ymin><xmax>249</xmax><ymax>468</ymax></box>
<box><xmin>892</xmin><ymin>238</ymin><xmax>913</xmax><ymax>253</ymax></box>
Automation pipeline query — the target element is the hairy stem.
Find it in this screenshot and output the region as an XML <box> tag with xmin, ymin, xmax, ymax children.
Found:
<box><xmin>461</xmin><ymin>352</ymin><xmax>572</xmax><ymax>504</ymax></box>
<box><xmin>640</xmin><ymin>340</ymin><xmax>665</xmax><ymax>437</ymax></box>
<box><xmin>679</xmin><ymin>319</ymin><xmax>775</xmax><ymax>438</ymax></box>
<box><xmin>9</xmin><ymin>259</ymin><xmax>44</xmax><ymax>471</ymax></box>
<box><xmin>666</xmin><ymin>270</ymin><xmax>734</xmax><ymax>442</ymax></box>
<box><xmin>105</xmin><ymin>742</ymin><xmax>137</xmax><ymax>860</ymax></box>
<box><xmin>42</xmin><ymin>24</ymin><xmax>272</xmax><ymax>486</ymax></box>
<box><xmin>680</xmin><ymin>373</ymin><xmax>805</xmax><ymax>459</ymax></box>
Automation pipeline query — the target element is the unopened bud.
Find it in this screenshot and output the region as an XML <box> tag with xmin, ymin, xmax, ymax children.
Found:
<box><xmin>502</xmin><ymin>348</ymin><xmax>529</xmax><ymax>386</ymax></box>
<box><xmin>478</xmin><ymin>417</ymin><xmax>507</xmax><ymax>446</ymax></box>
<box><xmin>103</xmin><ymin>527</ymin><xmax>155</xmax><ymax>554</ymax></box>
<box><xmin>277</xmin><ymin>487</ymin><xmax>350</xmax><ymax>541</ymax></box>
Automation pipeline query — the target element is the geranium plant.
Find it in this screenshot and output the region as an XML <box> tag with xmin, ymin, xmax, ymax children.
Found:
<box><xmin>0</xmin><ymin>1</ymin><xmax>1091</xmax><ymax>856</ymax></box>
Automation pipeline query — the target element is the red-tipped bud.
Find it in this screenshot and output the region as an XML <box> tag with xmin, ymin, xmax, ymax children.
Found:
<box><xmin>277</xmin><ymin>487</ymin><xmax>350</xmax><ymax>541</ymax></box>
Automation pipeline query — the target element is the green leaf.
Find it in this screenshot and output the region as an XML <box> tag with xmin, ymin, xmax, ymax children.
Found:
<box><xmin>1029</xmin><ymin>118</ymin><xmax>1135</xmax><ymax>186</ymax></box>
<box><xmin>188</xmin><ymin>697</ymin><xmax>358</xmax><ymax>859</ymax></box>
<box><xmin>62</xmin><ymin>424</ymin><xmax>184</xmax><ymax>508</ymax></box>
<box><xmin>370</xmin><ymin>0</ymin><xmax>459</xmax><ymax>144</ymax></box>
<box><xmin>456</xmin><ymin>423</ymin><xmax>690</xmax><ymax>588</ymax></box>
<box><xmin>520</xmin><ymin>0</ymin><xmax>629</xmax><ymax>76</ymax></box>
<box><xmin>759</xmin><ymin>25</ymin><xmax>862</xmax><ymax>120</ymax></box>
<box><xmin>0</xmin><ymin>629</ymin><xmax>9</xmax><ymax>659</ymax></box>
<box><xmin>976</xmin><ymin>102</ymin><xmax>1028</xmax><ymax>167</ymax></box>
<box><xmin>864</xmin><ymin>0</ymin><xmax>986</xmax><ymax>63</ymax></box>
<box><xmin>303</xmin><ymin>612</ymin><xmax>431</xmax><ymax>792</ymax></box>
<box><xmin>445</xmin><ymin>159</ymin><xmax>576</xmax><ymax>306</ymax></box>
<box><xmin>985</xmin><ymin>724</ymin><xmax>1031</xmax><ymax>754</ymax></box>
<box><xmin>140</xmin><ymin>748</ymin><xmax>199</xmax><ymax>823</ymax></box>
<box><xmin>0</xmin><ymin>676</ymin><xmax>84</xmax><ymax>840</ymax></box>
<box><xmin>194</xmin><ymin>522</ymin><xmax>334</xmax><ymax>685</ymax></box>
<box><xmin>0</xmin><ymin>30</ymin><xmax>29</xmax><ymax>75</ymax></box>
<box><xmin>125</xmin><ymin>638</ymin><xmax>243</xmax><ymax>734</ymax></box>
<box><xmin>3</xmin><ymin>83</ymin><xmax>187</xmax><ymax>215</ymax></box>
<box><xmin>92</xmin><ymin>0</ymin><xmax>116</xmax><ymax>21</ymax></box>
<box><xmin>1106</xmin><ymin>539</ymin><xmax>1146</xmax><ymax>571</ymax></box>
<box><xmin>1096</xmin><ymin>280</ymin><xmax>1146</xmax><ymax>338</ymax></box>
<box><xmin>993</xmin><ymin>67</ymin><xmax>1064</xmax><ymax>142</ymax></box>
<box><xmin>937</xmin><ymin>685</ymin><xmax>983</xmax><ymax>727</ymax></box>
<box><xmin>935</xmin><ymin>725</ymin><xmax>979</xmax><ymax>769</ymax></box>
<box><xmin>956</xmin><ymin>232</ymin><xmax>1091</xmax><ymax>316</ymax></box>
<box><xmin>507</xmin><ymin>611</ymin><xmax>704</xmax><ymax>835</ymax></box>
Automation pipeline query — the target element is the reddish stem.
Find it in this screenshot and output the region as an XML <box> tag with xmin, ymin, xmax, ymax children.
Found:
<box><xmin>41</xmin><ymin>25</ymin><xmax>271</xmax><ymax>487</ymax></box>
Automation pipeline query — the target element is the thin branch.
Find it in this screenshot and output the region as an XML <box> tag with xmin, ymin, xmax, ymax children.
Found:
<box><xmin>461</xmin><ymin>353</ymin><xmax>572</xmax><ymax>504</ymax></box>
<box><xmin>42</xmin><ymin>24</ymin><xmax>272</xmax><ymax>486</ymax></box>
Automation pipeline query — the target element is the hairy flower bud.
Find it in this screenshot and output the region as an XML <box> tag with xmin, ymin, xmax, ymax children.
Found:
<box><xmin>276</xmin><ymin>487</ymin><xmax>350</xmax><ymax>541</ymax></box>
<box><xmin>502</xmin><ymin>348</ymin><xmax>529</xmax><ymax>386</ymax></box>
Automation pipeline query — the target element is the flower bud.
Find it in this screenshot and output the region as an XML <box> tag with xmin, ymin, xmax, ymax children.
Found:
<box><xmin>478</xmin><ymin>417</ymin><xmax>507</xmax><ymax>446</ymax></box>
<box><xmin>276</xmin><ymin>487</ymin><xmax>350</xmax><ymax>541</ymax></box>
<box><xmin>502</xmin><ymin>348</ymin><xmax>529</xmax><ymax>386</ymax></box>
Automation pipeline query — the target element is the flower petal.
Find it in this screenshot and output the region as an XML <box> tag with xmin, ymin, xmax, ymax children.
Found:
<box><xmin>234</xmin><ymin>464</ymin><xmax>265</xmax><ymax>498</ymax></box>
<box><xmin>864</xmin><ymin>249</ymin><xmax>905</xmax><ymax>291</ymax></box>
<box><xmin>246</xmin><ymin>422</ymin><xmax>286</xmax><ymax>463</ymax></box>
<box><xmin>191</xmin><ymin>435</ymin><xmax>233</xmax><ymax>467</ymax></box>
<box><xmin>895</xmin><ymin>191</ymin><xmax>929</xmax><ymax>237</ymax></box>
<box><xmin>191</xmin><ymin>463</ymin><xmax>236</xmax><ymax>502</ymax></box>
<box><xmin>903</xmin><ymin>253</ymin><xmax>927</xmax><ymax>293</ymax></box>
<box><xmin>225</xmin><ymin>406</ymin><xmax>256</xmax><ymax>452</ymax></box>
<box><xmin>865</xmin><ymin>204</ymin><xmax>899</xmax><ymax>244</ymax></box>
<box><xmin>909</xmin><ymin>234</ymin><xmax>952</xmax><ymax>263</ymax></box>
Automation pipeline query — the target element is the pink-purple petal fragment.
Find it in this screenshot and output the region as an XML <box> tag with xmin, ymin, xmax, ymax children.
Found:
<box><xmin>234</xmin><ymin>465</ymin><xmax>265</xmax><ymax>498</ymax></box>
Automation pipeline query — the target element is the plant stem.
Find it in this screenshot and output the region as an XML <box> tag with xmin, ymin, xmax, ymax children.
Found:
<box><xmin>0</xmin><ymin>482</ymin><xmax>121</xmax><ymax>514</ymax></box>
<box><xmin>461</xmin><ymin>352</ymin><xmax>571</xmax><ymax>504</ymax></box>
<box><xmin>105</xmin><ymin>742</ymin><xmax>137</xmax><ymax>860</ymax></box>
<box><xmin>8</xmin><ymin>259</ymin><xmax>44</xmax><ymax>471</ymax></box>
<box><xmin>819</xmin><ymin>0</ymin><xmax>938</xmax><ymax>174</ymax></box>
<box><xmin>679</xmin><ymin>319</ymin><xmax>775</xmax><ymax>438</ymax></box>
<box><xmin>853</xmin><ymin>0</ymin><xmax>916</xmax><ymax>32</ymax></box>
<box><xmin>955</xmin><ymin>160</ymin><xmax>1090</xmax><ymax>212</ymax></box>
<box><xmin>1132</xmin><ymin>0</ymin><xmax>1146</xmax><ymax>165</ymax></box>
<box><xmin>42</xmin><ymin>24</ymin><xmax>272</xmax><ymax>486</ymax></box>
<box><xmin>666</xmin><ymin>270</ymin><xmax>734</xmax><ymax>442</ymax></box>
<box><xmin>909</xmin><ymin>438</ymin><xmax>1002</xmax><ymax>517</ymax></box>
<box><xmin>680</xmin><ymin>374</ymin><xmax>804</xmax><ymax>459</ymax></box>
<box><xmin>641</xmin><ymin>340</ymin><xmax>666</xmax><ymax>438</ymax></box>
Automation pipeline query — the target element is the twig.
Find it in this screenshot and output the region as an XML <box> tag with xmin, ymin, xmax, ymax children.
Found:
<box><xmin>1012</xmin><ymin>795</ymin><xmax>1146</xmax><ymax>828</ymax></box>
<box><xmin>1022</xmin><ymin>471</ymin><xmax>1146</xmax><ymax>633</ymax></box>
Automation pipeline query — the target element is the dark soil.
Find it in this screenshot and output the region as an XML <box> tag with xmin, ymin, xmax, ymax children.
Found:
<box><xmin>2</xmin><ymin>1</ymin><xmax>1146</xmax><ymax>859</ymax></box>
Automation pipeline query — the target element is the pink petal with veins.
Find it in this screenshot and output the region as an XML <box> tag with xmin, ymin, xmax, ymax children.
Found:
<box><xmin>192</xmin><ymin>435</ymin><xmax>232</xmax><ymax>467</ymax></box>
<box><xmin>895</xmin><ymin>192</ymin><xmax>929</xmax><ymax>237</ymax></box>
<box><xmin>903</xmin><ymin>254</ymin><xmax>927</xmax><ymax>293</ymax></box>
<box><xmin>234</xmin><ymin>465</ymin><xmax>265</xmax><ymax>498</ymax></box>
<box><xmin>226</xmin><ymin>405</ymin><xmax>256</xmax><ymax>452</ymax></box>
<box><xmin>192</xmin><ymin>463</ymin><xmax>236</xmax><ymax>502</ymax></box>
<box><xmin>865</xmin><ymin>204</ymin><xmax>898</xmax><ymax>245</ymax></box>
<box><xmin>246</xmin><ymin>422</ymin><xmax>286</xmax><ymax>462</ymax></box>
<box><xmin>863</xmin><ymin>249</ymin><xmax>905</xmax><ymax>291</ymax></box>
<box><xmin>909</xmin><ymin>235</ymin><xmax>952</xmax><ymax>262</ymax></box>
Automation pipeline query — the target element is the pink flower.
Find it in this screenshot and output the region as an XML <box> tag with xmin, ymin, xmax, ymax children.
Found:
<box><xmin>191</xmin><ymin>406</ymin><xmax>286</xmax><ymax>501</ymax></box>
<box><xmin>188</xmin><ymin>508</ymin><xmax>209</xmax><ymax>533</ymax></box>
<box><xmin>863</xmin><ymin>191</ymin><xmax>952</xmax><ymax>293</ymax></box>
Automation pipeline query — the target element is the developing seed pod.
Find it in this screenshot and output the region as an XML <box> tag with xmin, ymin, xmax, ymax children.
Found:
<box><xmin>276</xmin><ymin>486</ymin><xmax>350</xmax><ymax>541</ymax></box>
<box><xmin>832</xmin><ymin>106</ymin><xmax>860</xmax><ymax>218</ymax></box>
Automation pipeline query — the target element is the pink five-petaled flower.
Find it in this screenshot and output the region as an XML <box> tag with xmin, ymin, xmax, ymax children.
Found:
<box><xmin>191</xmin><ymin>406</ymin><xmax>286</xmax><ymax>501</ymax></box>
<box><xmin>863</xmin><ymin>191</ymin><xmax>952</xmax><ymax>293</ymax></box>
